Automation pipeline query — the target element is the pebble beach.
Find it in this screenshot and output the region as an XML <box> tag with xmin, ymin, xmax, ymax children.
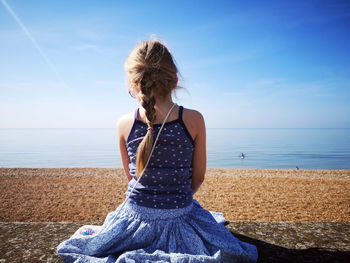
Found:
<box><xmin>1</xmin><ymin>168</ymin><xmax>349</xmax><ymax>223</ymax></box>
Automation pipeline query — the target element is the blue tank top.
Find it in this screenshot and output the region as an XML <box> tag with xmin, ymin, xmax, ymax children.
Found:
<box><xmin>125</xmin><ymin>105</ymin><xmax>195</xmax><ymax>209</ymax></box>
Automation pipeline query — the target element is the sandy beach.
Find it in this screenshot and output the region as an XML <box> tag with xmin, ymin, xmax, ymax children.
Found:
<box><xmin>0</xmin><ymin>168</ymin><xmax>349</xmax><ymax>222</ymax></box>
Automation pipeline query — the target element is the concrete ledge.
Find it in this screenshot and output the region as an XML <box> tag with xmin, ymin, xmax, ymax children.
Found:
<box><xmin>0</xmin><ymin>222</ymin><xmax>349</xmax><ymax>262</ymax></box>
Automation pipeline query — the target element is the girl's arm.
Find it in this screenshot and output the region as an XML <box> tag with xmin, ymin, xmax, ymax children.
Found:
<box><xmin>117</xmin><ymin>113</ymin><xmax>134</xmax><ymax>182</ymax></box>
<box><xmin>184</xmin><ymin>110</ymin><xmax>206</xmax><ymax>194</ymax></box>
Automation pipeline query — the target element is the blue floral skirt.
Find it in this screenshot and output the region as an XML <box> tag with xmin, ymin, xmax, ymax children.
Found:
<box><xmin>57</xmin><ymin>199</ymin><xmax>258</xmax><ymax>262</ymax></box>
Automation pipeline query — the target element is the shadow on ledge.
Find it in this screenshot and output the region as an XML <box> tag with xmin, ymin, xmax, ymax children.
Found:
<box><xmin>0</xmin><ymin>222</ymin><xmax>349</xmax><ymax>262</ymax></box>
<box><xmin>227</xmin><ymin>222</ymin><xmax>350</xmax><ymax>263</ymax></box>
<box><xmin>233</xmin><ymin>231</ymin><xmax>350</xmax><ymax>263</ymax></box>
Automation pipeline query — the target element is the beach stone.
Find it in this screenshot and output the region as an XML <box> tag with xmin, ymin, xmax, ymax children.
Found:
<box><xmin>1</xmin><ymin>168</ymin><xmax>349</xmax><ymax>223</ymax></box>
<box><xmin>0</xmin><ymin>222</ymin><xmax>349</xmax><ymax>262</ymax></box>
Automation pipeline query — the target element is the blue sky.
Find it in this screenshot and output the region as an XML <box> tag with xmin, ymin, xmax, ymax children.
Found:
<box><xmin>1</xmin><ymin>0</ymin><xmax>349</xmax><ymax>128</ymax></box>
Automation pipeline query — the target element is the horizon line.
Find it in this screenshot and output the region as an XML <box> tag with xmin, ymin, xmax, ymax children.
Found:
<box><xmin>1</xmin><ymin>127</ymin><xmax>349</xmax><ymax>129</ymax></box>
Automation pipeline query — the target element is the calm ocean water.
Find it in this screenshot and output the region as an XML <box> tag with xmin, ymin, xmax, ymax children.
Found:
<box><xmin>0</xmin><ymin>128</ymin><xmax>349</xmax><ymax>169</ymax></box>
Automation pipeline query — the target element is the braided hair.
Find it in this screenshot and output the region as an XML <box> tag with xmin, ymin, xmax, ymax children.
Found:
<box><xmin>124</xmin><ymin>40</ymin><xmax>179</xmax><ymax>177</ymax></box>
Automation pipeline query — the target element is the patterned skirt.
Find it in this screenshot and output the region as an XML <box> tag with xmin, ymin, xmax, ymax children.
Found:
<box><xmin>57</xmin><ymin>199</ymin><xmax>258</xmax><ymax>262</ymax></box>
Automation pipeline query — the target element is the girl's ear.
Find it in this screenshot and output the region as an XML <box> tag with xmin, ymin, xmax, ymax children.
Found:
<box><xmin>134</xmin><ymin>83</ymin><xmax>141</xmax><ymax>95</ymax></box>
<box><xmin>130</xmin><ymin>80</ymin><xmax>140</xmax><ymax>92</ymax></box>
<box><xmin>134</xmin><ymin>80</ymin><xmax>142</xmax><ymax>89</ymax></box>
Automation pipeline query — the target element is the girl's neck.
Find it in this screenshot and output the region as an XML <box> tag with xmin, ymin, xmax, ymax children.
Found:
<box><xmin>154</xmin><ymin>96</ymin><xmax>175</xmax><ymax>112</ymax></box>
<box><xmin>139</xmin><ymin>95</ymin><xmax>178</xmax><ymax>123</ymax></box>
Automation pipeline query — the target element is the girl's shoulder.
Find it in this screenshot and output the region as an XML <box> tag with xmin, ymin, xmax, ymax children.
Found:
<box><xmin>182</xmin><ymin>107</ymin><xmax>204</xmax><ymax>123</ymax></box>
<box><xmin>116</xmin><ymin>106</ymin><xmax>205</xmax><ymax>141</ymax></box>
<box><xmin>117</xmin><ymin>111</ymin><xmax>135</xmax><ymax>141</ymax></box>
<box><xmin>182</xmin><ymin>107</ymin><xmax>205</xmax><ymax>141</ymax></box>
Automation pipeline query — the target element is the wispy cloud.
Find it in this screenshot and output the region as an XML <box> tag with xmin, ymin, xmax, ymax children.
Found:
<box><xmin>0</xmin><ymin>81</ymin><xmax>73</xmax><ymax>100</ymax></box>
<box><xmin>182</xmin><ymin>48</ymin><xmax>264</xmax><ymax>70</ymax></box>
<box><xmin>221</xmin><ymin>76</ymin><xmax>347</xmax><ymax>111</ymax></box>
<box><xmin>76</xmin><ymin>29</ymin><xmax>102</xmax><ymax>42</ymax></box>
<box><xmin>73</xmin><ymin>44</ymin><xmax>103</xmax><ymax>53</ymax></box>
<box><xmin>1</xmin><ymin>0</ymin><xmax>68</xmax><ymax>88</ymax></box>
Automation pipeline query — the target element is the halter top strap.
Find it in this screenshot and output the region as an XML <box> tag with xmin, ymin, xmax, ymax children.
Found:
<box><xmin>178</xmin><ymin>106</ymin><xmax>184</xmax><ymax>120</ymax></box>
<box><xmin>134</xmin><ymin>105</ymin><xmax>183</xmax><ymax>123</ymax></box>
<box><xmin>134</xmin><ymin>108</ymin><xmax>139</xmax><ymax>120</ymax></box>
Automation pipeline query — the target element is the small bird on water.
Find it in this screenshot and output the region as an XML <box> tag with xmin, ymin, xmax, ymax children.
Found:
<box><xmin>240</xmin><ymin>153</ymin><xmax>245</xmax><ymax>159</ymax></box>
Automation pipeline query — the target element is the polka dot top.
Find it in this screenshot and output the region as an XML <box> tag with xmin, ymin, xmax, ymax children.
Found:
<box><xmin>125</xmin><ymin>106</ymin><xmax>195</xmax><ymax>209</ymax></box>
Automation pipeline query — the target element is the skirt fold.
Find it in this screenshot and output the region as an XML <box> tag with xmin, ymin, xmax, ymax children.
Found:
<box><xmin>57</xmin><ymin>199</ymin><xmax>258</xmax><ymax>263</ymax></box>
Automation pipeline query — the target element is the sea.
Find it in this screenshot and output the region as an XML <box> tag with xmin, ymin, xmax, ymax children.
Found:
<box><xmin>0</xmin><ymin>128</ymin><xmax>349</xmax><ymax>170</ymax></box>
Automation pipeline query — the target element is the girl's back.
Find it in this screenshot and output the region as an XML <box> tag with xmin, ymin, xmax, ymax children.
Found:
<box><xmin>126</xmin><ymin>105</ymin><xmax>194</xmax><ymax>209</ymax></box>
<box><xmin>117</xmin><ymin>103</ymin><xmax>207</xmax><ymax>197</ymax></box>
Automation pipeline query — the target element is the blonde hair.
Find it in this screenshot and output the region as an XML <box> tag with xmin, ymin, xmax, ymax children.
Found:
<box><xmin>124</xmin><ymin>39</ymin><xmax>179</xmax><ymax>177</ymax></box>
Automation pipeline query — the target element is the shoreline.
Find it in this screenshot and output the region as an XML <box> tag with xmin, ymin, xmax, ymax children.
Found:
<box><xmin>2</xmin><ymin>167</ymin><xmax>349</xmax><ymax>178</ymax></box>
<box><xmin>1</xmin><ymin>168</ymin><xmax>349</xmax><ymax>223</ymax></box>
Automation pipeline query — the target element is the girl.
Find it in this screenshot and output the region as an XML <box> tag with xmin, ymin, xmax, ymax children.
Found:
<box><xmin>57</xmin><ymin>39</ymin><xmax>258</xmax><ymax>262</ymax></box>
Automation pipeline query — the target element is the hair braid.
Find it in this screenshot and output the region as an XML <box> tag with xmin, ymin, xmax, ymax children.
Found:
<box><xmin>124</xmin><ymin>39</ymin><xmax>180</xmax><ymax>178</ymax></box>
<box><xmin>135</xmin><ymin>71</ymin><xmax>157</xmax><ymax>176</ymax></box>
